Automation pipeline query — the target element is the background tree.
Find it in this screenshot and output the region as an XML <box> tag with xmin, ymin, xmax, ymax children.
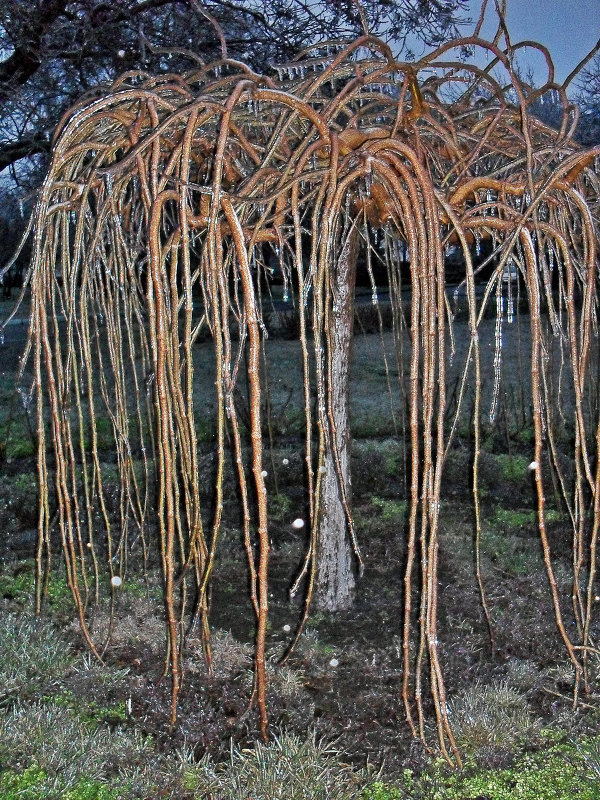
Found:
<box><xmin>576</xmin><ymin>53</ymin><xmax>600</xmax><ymax>145</ymax></box>
<box><xmin>0</xmin><ymin>0</ymin><xmax>467</xmax><ymax>185</ymax></box>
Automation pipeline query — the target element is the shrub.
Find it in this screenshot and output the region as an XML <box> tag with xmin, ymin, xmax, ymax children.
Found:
<box><xmin>447</xmin><ymin>681</ymin><xmax>540</xmax><ymax>761</ymax></box>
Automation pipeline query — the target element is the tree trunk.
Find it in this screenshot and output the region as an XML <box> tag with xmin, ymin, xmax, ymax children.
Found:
<box><xmin>316</xmin><ymin>229</ymin><xmax>358</xmax><ymax>611</ymax></box>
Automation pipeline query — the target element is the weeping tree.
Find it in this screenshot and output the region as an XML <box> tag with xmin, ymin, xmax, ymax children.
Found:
<box><xmin>2</xmin><ymin>8</ymin><xmax>600</xmax><ymax>763</ymax></box>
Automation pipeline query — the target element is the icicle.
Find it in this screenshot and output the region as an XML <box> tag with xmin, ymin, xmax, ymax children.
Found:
<box><xmin>474</xmin><ymin>230</ymin><xmax>481</xmax><ymax>257</ymax></box>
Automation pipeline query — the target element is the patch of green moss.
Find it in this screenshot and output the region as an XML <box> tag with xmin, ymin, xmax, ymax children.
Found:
<box><xmin>362</xmin><ymin>781</ymin><xmax>404</xmax><ymax>799</ymax></box>
<box><xmin>269</xmin><ymin>492</ymin><xmax>292</xmax><ymax>521</ymax></box>
<box><xmin>495</xmin><ymin>453</ymin><xmax>530</xmax><ymax>482</ymax></box>
<box><xmin>83</xmin><ymin>701</ymin><xmax>128</xmax><ymax>726</ymax></box>
<box><xmin>0</xmin><ymin>765</ymin><xmax>49</xmax><ymax>800</ymax></box>
<box><xmin>492</xmin><ymin>506</ymin><xmax>536</xmax><ymax>528</ymax></box>
<box><xmin>372</xmin><ymin>496</ymin><xmax>408</xmax><ymax>522</ymax></box>
<box><xmin>482</xmin><ymin>528</ymin><xmax>539</xmax><ymax>576</ymax></box>
<box><xmin>195</xmin><ymin>418</ymin><xmax>217</xmax><ymax>442</ymax></box>
<box><xmin>0</xmin><ymin>768</ymin><xmax>121</xmax><ymax>800</ymax></box>
<box><xmin>0</xmin><ymin>565</ymin><xmax>34</xmax><ymax>601</ymax></box>
<box><xmin>0</xmin><ymin>561</ymin><xmax>73</xmax><ymax>613</ymax></box>
<box><xmin>383</xmin><ymin>734</ymin><xmax>600</xmax><ymax>800</ymax></box>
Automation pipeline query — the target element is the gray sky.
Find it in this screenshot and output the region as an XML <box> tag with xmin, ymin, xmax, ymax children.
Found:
<box><xmin>463</xmin><ymin>0</ymin><xmax>600</xmax><ymax>85</ymax></box>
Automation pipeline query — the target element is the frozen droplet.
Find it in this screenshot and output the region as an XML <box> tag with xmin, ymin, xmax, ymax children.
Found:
<box><xmin>86</xmin><ymin>542</ymin><xmax>92</xmax><ymax>549</ymax></box>
<box><xmin>528</xmin><ymin>461</ymin><xmax>538</xmax><ymax>471</ymax></box>
<box><xmin>282</xmin><ymin>458</ymin><xmax>289</xmax><ymax>465</ymax></box>
<box><xmin>117</xmin><ymin>50</ymin><xmax>126</xmax><ymax>58</ymax></box>
<box><xmin>283</xmin><ymin>624</ymin><xmax>291</xmax><ymax>632</ymax></box>
<box><xmin>291</xmin><ymin>518</ymin><xmax>304</xmax><ymax>529</ymax></box>
<box><xmin>111</xmin><ymin>575</ymin><xmax>122</xmax><ymax>587</ymax></box>
<box><xmin>319</xmin><ymin>465</ymin><xmax>326</xmax><ymax>474</ymax></box>
<box><xmin>329</xmin><ymin>658</ymin><xmax>339</xmax><ymax>668</ymax></box>
<box><xmin>261</xmin><ymin>469</ymin><xmax>268</xmax><ymax>477</ymax></box>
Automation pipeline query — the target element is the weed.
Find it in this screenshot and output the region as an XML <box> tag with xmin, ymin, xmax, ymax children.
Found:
<box><xmin>268</xmin><ymin>663</ymin><xmax>305</xmax><ymax>700</ymax></box>
<box><xmin>188</xmin><ymin>628</ymin><xmax>252</xmax><ymax>677</ymax></box>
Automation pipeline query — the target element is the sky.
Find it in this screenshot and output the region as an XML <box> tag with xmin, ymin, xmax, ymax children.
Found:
<box><xmin>461</xmin><ymin>0</ymin><xmax>600</xmax><ymax>87</ymax></box>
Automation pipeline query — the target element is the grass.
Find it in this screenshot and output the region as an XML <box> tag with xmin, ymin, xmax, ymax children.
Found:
<box><xmin>0</xmin><ymin>613</ymin><xmax>75</xmax><ymax>703</ymax></box>
<box><xmin>182</xmin><ymin>733</ymin><xmax>367</xmax><ymax>799</ymax></box>
<box><xmin>0</xmin><ymin>702</ymin><xmax>160</xmax><ymax>798</ymax></box>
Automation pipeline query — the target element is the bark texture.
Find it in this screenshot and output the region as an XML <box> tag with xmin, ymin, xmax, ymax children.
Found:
<box><xmin>316</xmin><ymin>229</ymin><xmax>358</xmax><ymax>611</ymax></box>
